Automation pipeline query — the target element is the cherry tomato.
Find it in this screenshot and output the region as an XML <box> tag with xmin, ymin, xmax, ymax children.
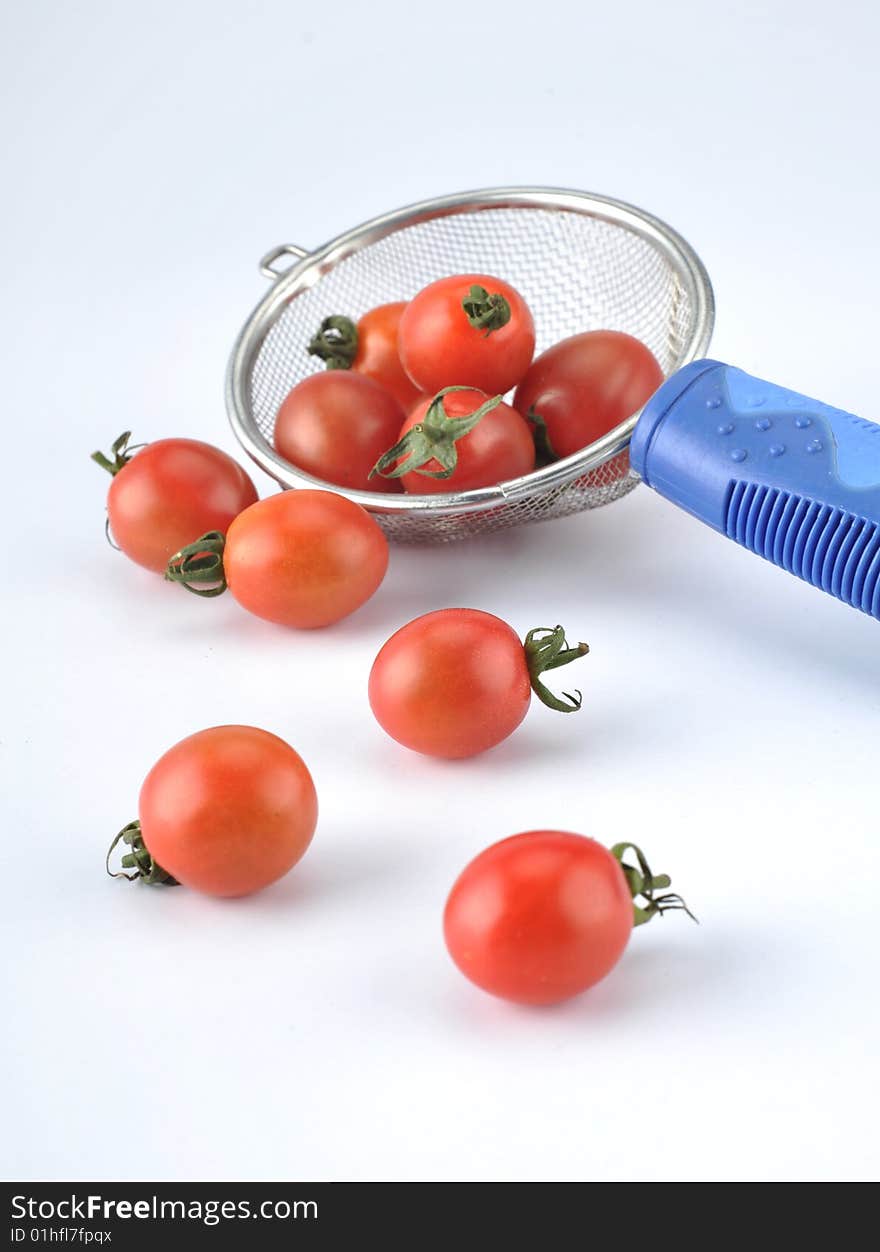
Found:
<box><xmin>354</xmin><ymin>303</ymin><xmax>423</xmax><ymax>408</ymax></box>
<box><xmin>398</xmin><ymin>274</ymin><xmax>535</xmax><ymax>396</ymax></box>
<box><xmin>373</xmin><ymin>388</ymin><xmax>535</xmax><ymax>495</ymax></box>
<box><xmin>92</xmin><ymin>433</ymin><xmax>258</xmax><ymax>573</ymax></box>
<box><xmin>444</xmin><ymin>832</ymin><xmax>634</xmax><ymax>1005</ymax></box>
<box><xmin>513</xmin><ymin>330</ymin><xmax>664</xmax><ymax>461</ymax></box>
<box><xmin>368</xmin><ymin>609</ymin><xmax>588</xmax><ymax>758</ymax></box>
<box><xmin>166</xmin><ymin>489</ymin><xmax>389</xmax><ymax>629</ymax></box>
<box><xmin>107</xmin><ymin>725</ymin><xmax>318</xmax><ymax>897</ymax></box>
<box><xmin>309</xmin><ymin>303</ymin><xmax>422</xmax><ymax>411</ymax></box>
<box><xmin>274</xmin><ymin>372</ymin><xmax>404</xmax><ymax>494</ymax></box>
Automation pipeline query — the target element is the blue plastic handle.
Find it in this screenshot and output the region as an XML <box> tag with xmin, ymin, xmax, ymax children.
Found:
<box><xmin>629</xmin><ymin>360</ymin><xmax>880</xmax><ymax>619</ymax></box>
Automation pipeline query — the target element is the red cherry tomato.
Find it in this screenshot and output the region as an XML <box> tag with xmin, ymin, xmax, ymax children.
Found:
<box><xmin>274</xmin><ymin>372</ymin><xmax>404</xmax><ymax>494</ymax></box>
<box><xmin>513</xmin><ymin>330</ymin><xmax>664</xmax><ymax>461</ymax></box>
<box><xmin>444</xmin><ymin>831</ymin><xmax>634</xmax><ymax>1005</ymax></box>
<box><xmin>115</xmin><ymin>725</ymin><xmax>318</xmax><ymax>897</ymax></box>
<box><xmin>167</xmin><ymin>489</ymin><xmax>389</xmax><ymax>629</ymax></box>
<box><xmin>403</xmin><ymin>394</ymin><xmax>433</xmax><ymax>418</ymax></box>
<box><xmin>399</xmin><ymin>274</ymin><xmax>535</xmax><ymax>396</ymax></box>
<box><xmin>309</xmin><ymin>303</ymin><xmax>422</xmax><ymax>411</ymax></box>
<box><xmin>374</xmin><ymin>388</ymin><xmax>535</xmax><ymax>495</ymax></box>
<box><xmin>352</xmin><ymin>303</ymin><xmax>423</xmax><ymax>409</ymax></box>
<box><xmin>93</xmin><ymin>434</ymin><xmax>258</xmax><ymax>573</ymax></box>
<box><xmin>368</xmin><ymin>609</ymin><xmax>588</xmax><ymax>758</ymax></box>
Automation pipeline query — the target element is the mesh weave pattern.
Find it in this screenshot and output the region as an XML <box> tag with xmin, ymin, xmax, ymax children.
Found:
<box><xmin>244</xmin><ymin>205</ymin><xmax>699</xmax><ymax>542</ymax></box>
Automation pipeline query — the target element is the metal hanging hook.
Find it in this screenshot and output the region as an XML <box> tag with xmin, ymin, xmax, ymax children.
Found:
<box><xmin>259</xmin><ymin>243</ymin><xmax>310</xmax><ymax>280</ymax></box>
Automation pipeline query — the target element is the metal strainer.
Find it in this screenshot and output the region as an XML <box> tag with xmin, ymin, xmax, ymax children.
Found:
<box><xmin>226</xmin><ymin>187</ymin><xmax>715</xmax><ymax>543</ymax></box>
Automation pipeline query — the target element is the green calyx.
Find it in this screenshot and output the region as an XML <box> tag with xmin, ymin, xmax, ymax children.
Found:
<box><xmin>523</xmin><ymin>625</ymin><xmax>590</xmax><ymax>713</ymax></box>
<box><xmin>106</xmin><ymin>820</ymin><xmax>177</xmax><ymax>886</ymax></box>
<box><xmin>462</xmin><ymin>284</ymin><xmax>511</xmax><ymax>336</ymax></box>
<box><xmin>526</xmin><ymin>406</ymin><xmax>558</xmax><ymax>463</ymax></box>
<box><xmin>308</xmin><ymin>315</ymin><xmax>359</xmax><ymax>370</ymax></box>
<box><xmin>611</xmin><ymin>842</ymin><xmax>697</xmax><ymax>927</ymax></box>
<box><xmin>371</xmin><ymin>386</ymin><xmax>502</xmax><ymax>481</ymax></box>
<box><xmin>165</xmin><ymin>531</ymin><xmax>228</xmax><ymax>597</ymax></box>
<box><xmin>91</xmin><ymin>431</ymin><xmax>141</xmax><ymax>476</ymax></box>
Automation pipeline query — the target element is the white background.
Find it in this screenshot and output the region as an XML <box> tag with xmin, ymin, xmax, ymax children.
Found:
<box><xmin>2</xmin><ymin>0</ymin><xmax>879</xmax><ymax>1183</ymax></box>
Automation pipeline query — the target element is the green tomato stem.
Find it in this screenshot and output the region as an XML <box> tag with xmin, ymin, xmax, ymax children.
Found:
<box><xmin>308</xmin><ymin>315</ymin><xmax>359</xmax><ymax>370</ymax></box>
<box><xmin>91</xmin><ymin>431</ymin><xmax>140</xmax><ymax>476</ymax></box>
<box><xmin>526</xmin><ymin>406</ymin><xmax>558</xmax><ymax>463</ymax></box>
<box><xmin>461</xmin><ymin>284</ymin><xmax>511</xmax><ymax>336</ymax></box>
<box><xmin>106</xmin><ymin>820</ymin><xmax>176</xmax><ymax>886</ymax></box>
<box><xmin>165</xmin><ymin>531</ymin><xmax>228</xmax><ymax>597</ymax></box>
<box><xmin>371</xmin><ymin>386</ymin><xmax>502</xmax><ymax>481</ymax></box>
<box><xmin>523</xmin><ymin>625</ymin><xmax>589</xmax><ymax>713</ymax></box>
<box><xmin>611</xmin><ymin>841</ymin><xmax>697</xmax><ymax>927</ymax></box>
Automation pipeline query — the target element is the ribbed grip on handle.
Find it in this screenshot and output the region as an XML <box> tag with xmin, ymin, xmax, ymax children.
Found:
<box><xmin>725</xmin><ymin>484</ymin><xmax>880</xmax><ymax>615</ymax></box>
<box><xmin>630</xmin><ymin>361</ymin><xmax>880</xmax><ymax>619</ymax></box>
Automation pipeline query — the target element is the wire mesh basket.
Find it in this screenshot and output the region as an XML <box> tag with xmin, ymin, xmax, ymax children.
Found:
<box><xmin>226</xmin><ymin>188</ymin><xmax>715</xmax><ymax>543</ymax></box>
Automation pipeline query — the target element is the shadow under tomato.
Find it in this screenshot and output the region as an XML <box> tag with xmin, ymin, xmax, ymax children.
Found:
<box><xmin>436</xmin><ymin>923</ymin><xmax>758</xmax><ymax>1031</ymax></box>
<box><xmin>231</xmin><ymin>829</ymin><xmax>426</xmax><ymax>916</ymax></box>
<box><xmin>556</xmin><ymin>926</ymin><xmax>748</xmax><ymax>1025</ymax></box>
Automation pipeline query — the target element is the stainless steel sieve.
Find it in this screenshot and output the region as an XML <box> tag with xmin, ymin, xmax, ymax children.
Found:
<box><xmin>226</xmin><ymin>187</ymin><xmax>715</xmax><ymax>543</ymax></box>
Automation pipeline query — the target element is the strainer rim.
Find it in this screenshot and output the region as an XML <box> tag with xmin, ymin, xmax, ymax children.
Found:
<box><xmin>225</xmin><ymin>185</ymin><xmax>715</xmax><ymax>518</ymax></box>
